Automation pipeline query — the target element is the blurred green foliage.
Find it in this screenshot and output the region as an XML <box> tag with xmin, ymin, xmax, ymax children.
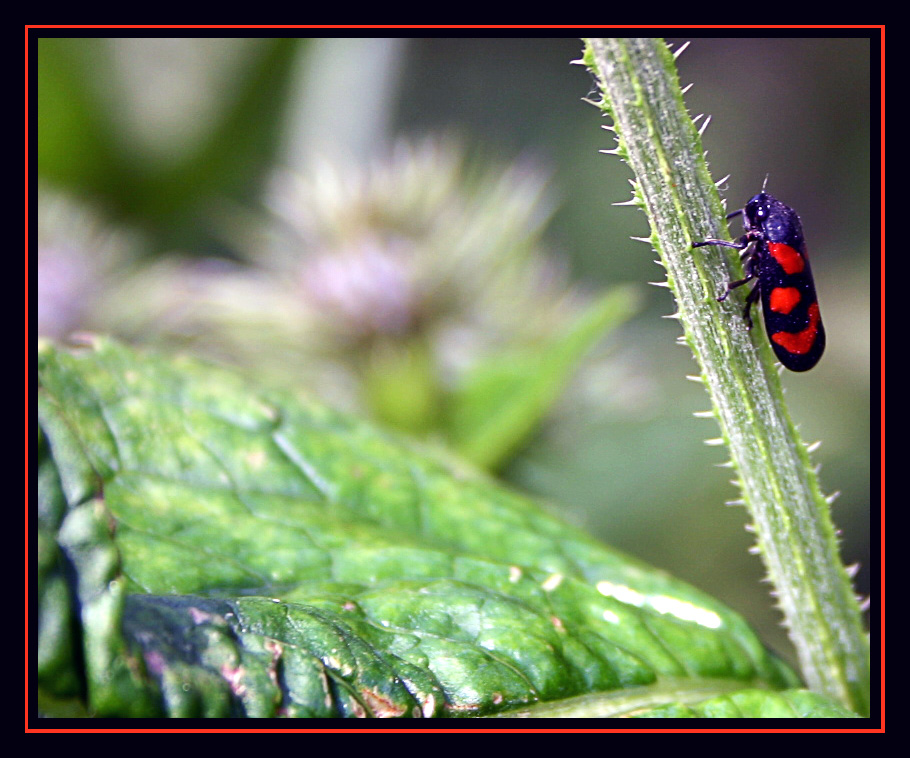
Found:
<box><xmin>39</xmin><ymin>38</ymin><xmax>303</xmax><ymax>252</ymax></box>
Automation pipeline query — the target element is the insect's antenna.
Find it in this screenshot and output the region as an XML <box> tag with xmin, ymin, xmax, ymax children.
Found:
<box><xmin>762</xmin><ymin>173</ymin><xmax>770</xmax><ymax>192</ymax></box>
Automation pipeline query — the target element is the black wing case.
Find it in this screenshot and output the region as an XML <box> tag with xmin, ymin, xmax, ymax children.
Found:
<box><xmin>757</xmin><ymin>237</ymin><xmax>825</xmax><ymax>372</ymax></box>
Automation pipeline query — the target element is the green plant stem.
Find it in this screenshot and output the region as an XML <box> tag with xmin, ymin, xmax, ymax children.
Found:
<box><xmin>581</xmin><ymin>37</ymin><xmax>869</xmax><ymax>716</ymax></box>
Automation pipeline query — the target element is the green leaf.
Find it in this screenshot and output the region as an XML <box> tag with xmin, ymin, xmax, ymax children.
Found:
<box><xmin>39</xmin><ymin>336</ymin><xmax>848</xmax><ymax>718</ymax></box>
<box><xmin>628</xmin><ymin>689</ymin><xmax>861</xmax><ymax>719</ymax></box>
<box><xmin>446</xmin><ymin>287</ymin><xmax>639</xmax><ymax>470</ymax></box>
<box><xmin>490</xmin><ymin>684</ymin><xmax>860</xmax><ymax>718</ymax></box>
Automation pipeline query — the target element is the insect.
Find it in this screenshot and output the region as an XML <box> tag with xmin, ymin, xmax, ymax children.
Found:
<box><xmin>692</xmin><ymin>192</ymin><xmax>825</xmax><ymax>372</ymax></box>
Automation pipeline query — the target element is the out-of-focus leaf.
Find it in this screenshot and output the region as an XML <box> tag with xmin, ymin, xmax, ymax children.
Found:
<box><xmin>37</xmin><ymin>39</ymin><xmax>122</xmax><ymax>194</ymax></box>
<box><xmin>363</xmin><ymin>337</ymin><xmax>440</xmax><ymax>435</ymax></box>
<box><xmin>38</xmin><ymin>337</ymin><xmax>808</xmax><ymax>718</ymax></box>
<box><xmin>445</xmin><ymin>286</ymin><xmax>639</xmax><ymax>470</ymax></box>
<box><xmin>37</xmin><ymin>39</ymin><xmax>303</xmax><ymax>252</ymax></box>
<box><xmin>137</xmin><ymin>38</ymin><xmax>302</xmax><ymax>239</ymax></box>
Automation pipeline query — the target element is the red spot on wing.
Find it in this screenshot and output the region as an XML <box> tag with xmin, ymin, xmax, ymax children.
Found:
<box><xmin>771</xmin><ymin>303</ymin><xmax>821</xmax><ymax>355</ymax></box>
<box><xmin>769</xmin><ymin>287</ymin><xmax>801</xmax><ymax>314</ymax></box>
<box><xmin>768</xmin><ymin>242</ymin><xmax>805</xmax><ymax>274</ymax></box>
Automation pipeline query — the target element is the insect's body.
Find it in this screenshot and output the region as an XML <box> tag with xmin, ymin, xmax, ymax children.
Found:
<box><xmin>693</xmin><ymin>192</ymin><xmax>825</xmax><ymax>372</ymax></box>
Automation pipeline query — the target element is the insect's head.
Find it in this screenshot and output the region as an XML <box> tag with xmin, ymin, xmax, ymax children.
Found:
<box><xmin>743</xmin><ymin>192</ymin><xmax>774</xmax><ymax>230</ymax></box>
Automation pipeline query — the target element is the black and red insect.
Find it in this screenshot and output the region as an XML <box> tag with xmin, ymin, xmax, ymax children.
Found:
<box><xmin>693</xmin><ymin>192</ymin><xmax>825</xmax><ymax>372</ymax></box>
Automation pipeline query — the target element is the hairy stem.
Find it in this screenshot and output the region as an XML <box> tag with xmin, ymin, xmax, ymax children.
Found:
<box><xmin>581</xmin><ymin>37</ymin><xmax>869</xmax><ymax>716</ymax></box>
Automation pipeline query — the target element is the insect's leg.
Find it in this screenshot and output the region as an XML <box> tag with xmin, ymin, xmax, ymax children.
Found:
<box><xmin>741</xmin><ymin>282</ymin><xmax>761</xmax><ymax>329</ymax></box>
<box><xmin>696</xmin><ymin>232</ymin><xmax>761</xmax><ymax>323</ymax></box>
<box><xmin>692</xmin><ymin>228</ymin><xmax>762</xmax><ymax>251</ymax></box>
<box><xmin>717</xmin><ymin>273</ymin><xmax>755</xmax><ymax>303</ymax></box>
<box><xmin>692</xmin><ymin>236</ymin><xmax>749</xmax><ymax>250</ymax></box>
